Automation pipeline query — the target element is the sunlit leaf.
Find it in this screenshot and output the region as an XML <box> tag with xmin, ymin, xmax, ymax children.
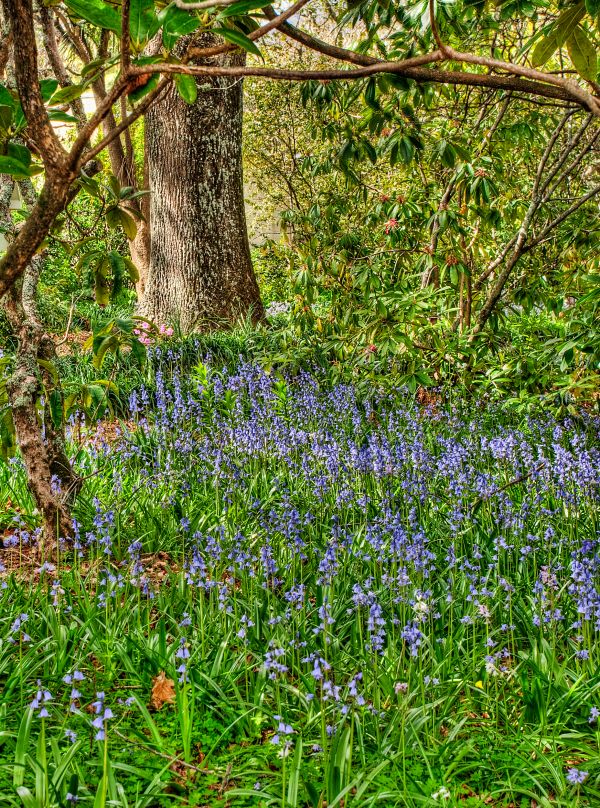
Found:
<box><xmin>567</xmin><ymin>26</ymin><xmax>598</xmax><ymax>80</ymax></box>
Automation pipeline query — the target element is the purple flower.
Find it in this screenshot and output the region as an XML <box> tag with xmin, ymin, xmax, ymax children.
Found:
<box><xmin>567</xmin><ymin>768</ymin><xmax>588</xmax><ymax>784</ymax></box>
<box><xmin>91</xmin><ymin>692</ymin><xmax>112</xmax><ymax>740</ymax></box>
<box><xmin>30</xmin><ymin>680</ymin><xmax>52</xmax><ymax>718</ymax></box>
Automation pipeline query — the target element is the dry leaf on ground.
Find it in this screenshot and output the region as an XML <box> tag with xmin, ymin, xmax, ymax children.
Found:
<box><xmin>150</xmin><ymin>671</ymin><xmax>176</xmax><ymax>710</ymax></box>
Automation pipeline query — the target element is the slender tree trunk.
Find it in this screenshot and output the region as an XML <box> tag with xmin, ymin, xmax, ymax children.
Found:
<box><xmin>4</xmin><ymin>285</ymin><xmax>76</xmax><ymax>546</ymax></box>
<box><xmin>131</xmin><ymin>129</ymin><xmax>151</xmax><ymax>297</ymax></box>
<box><xmin>141</xmin><ymin>39</ymin><xmax>263</xmax><ymax>330</ymax></box>
<box><xmin>0</xmin><ymin>174</ymin><xmax>79</xmax><ymax>550</ymax></box>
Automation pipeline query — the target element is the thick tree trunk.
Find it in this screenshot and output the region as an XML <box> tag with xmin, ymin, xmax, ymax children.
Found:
<box><xmin>141</xmin><ymin>40</ymin><xmax>263</xmax><ymax>331</ymax></box>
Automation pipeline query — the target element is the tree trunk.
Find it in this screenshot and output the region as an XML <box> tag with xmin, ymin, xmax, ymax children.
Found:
<box><xmin>4</xmin><ymin>285</ymin><xmax>76</xmax><ymax>548</ymax></box>
<box><xmin>130</xmin><ymin>129</ymin><xmax>151</xmax><ymax>297</ymax></box>
<box><xmin>141</xmin><ymin>40</ymin><xmax>263</xmax><ymax>331</ymax></box>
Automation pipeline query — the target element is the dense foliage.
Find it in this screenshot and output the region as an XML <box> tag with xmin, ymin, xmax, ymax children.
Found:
<box><xmin>244</xmin><ymin>47</ymin><xmax>600</xmax><ymax>406</ymax></box>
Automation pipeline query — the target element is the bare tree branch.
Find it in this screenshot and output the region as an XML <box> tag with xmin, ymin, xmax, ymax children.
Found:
<box><xmin>122</xmin><ymin>0</ymin><xmax>131</xmax><ymax>71</ymax></box>
<box><xmin>524</xmin><ymin>184</ymin><xmax>600</xmax><ymax>252</ymax></box>
<box><xmin>175</xmin><ymin>0</ymin><xmax>237</xmax><ymax>8</ymax></box>
<box><xmin>265</xmin><ymin>6</ymin><xmax>600</xmax><ymax>112</ymax></box>
<box><xmin>37</xmin><ymin>1</ymin><xmax>87</xmax><ymax>129</ymax></box>
<box><xmin>127</xmin><ymin>58</ymin><xmax>597</xmax><ymax>109</ymax></box>
<box><xmin>76</xmin><ymin>79</ymin><xmax>171</xmax><ymax>170</ymax></box>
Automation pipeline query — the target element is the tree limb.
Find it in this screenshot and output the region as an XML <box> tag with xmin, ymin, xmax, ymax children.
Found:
<box><xmin>1</xmin><ymin>0</ymin><xmax>66</xmax><ymax>169</ymax></box>
<box><xmin>264</xmin><ymin>7</ymin><xmax>600</xmax><ymax>111</ymax></box>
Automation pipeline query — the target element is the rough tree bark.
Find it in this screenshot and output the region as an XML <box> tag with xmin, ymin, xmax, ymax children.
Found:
<box><xmin>141</xmin><ymin>37</ymin><xmax>264</xmax><ymax>330</ymax></box>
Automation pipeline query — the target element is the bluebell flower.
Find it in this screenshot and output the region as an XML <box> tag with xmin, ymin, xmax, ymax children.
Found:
<box><xmin>566</xmin><ymin>768</ymin><xmax>588</xmax><ymax>784</ymax></box>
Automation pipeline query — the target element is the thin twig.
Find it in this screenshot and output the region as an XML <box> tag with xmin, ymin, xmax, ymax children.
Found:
<box><xmin>175</xmin><ymin>0</ymin><xmax>237</xmax><ymax>8</ymax></box>
<box><xmin>55</xmin><ymin>293</ymin><xmax>80</xmax><ymax>347</ymax></box>
<box><xmin>121</xmin><ymin>0</ymin><xmax>131</xmax><ymax>71</ymax></box>
<box><xmin>471</xmin><ymin>463</ymin><xmax>545</xmax><ymax>514</ymax></box>
<box><xmin>113</xmin><ymin>728</ymin><xmax>216</xmax><ymax>775</ymax></box>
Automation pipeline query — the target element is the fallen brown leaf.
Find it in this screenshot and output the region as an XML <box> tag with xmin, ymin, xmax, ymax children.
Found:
<box><xmin>150</xmin><ymin>671</ymin><xmax>176</xmax><ymax>710</ymax></box>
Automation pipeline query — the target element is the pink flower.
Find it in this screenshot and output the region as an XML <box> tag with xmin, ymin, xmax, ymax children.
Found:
<box><xmin>384</xmin><ymin>218</ymin><xmax>398</xmax><ymax>234</ymax></box>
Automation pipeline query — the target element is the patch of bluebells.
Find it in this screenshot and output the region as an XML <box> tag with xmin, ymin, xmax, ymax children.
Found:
<box><xmin>4</xmin><ymin>358</ymin><xmax>600</xmax><ymax>794</ymax></box>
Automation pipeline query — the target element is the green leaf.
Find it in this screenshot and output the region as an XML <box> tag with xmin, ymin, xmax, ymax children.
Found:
<box><xmin>0</xmin><ymin>155</ymin><xmax>31</xmax><ymax>178</ymax></box>
<box><xmin>220</xmin><ymin>0</ymin><xmax>270</xmax><ymax>15</ymax></box>
<box><xmin>81</xmin><ymin>56</ymin><xmax>112</xmax><ymax>79</ymax></box>
<box><xmin>130</xmin><ymin>335</ymin><xmax>147</xmax><ymax>367</ymax></box>
<box><xmin>416</xmin><ymin>370</ymin><xmax>434</xmax><ymax>386</ymax></box>
<box><xmin>49</xmin><ymin>84</ymin><xmax>85</xmax><ymax>105</ymax></box>
<box><xmin>107</xmin><ymin>250</ymin><xmax>126</xmax><ymax>289</ymax></box>
<box><xmin>124</xmin><ymin>257</ymin><xmax>140</xmax><ymax>283</ymax></box>
<box><xmin>94</xmin><ymin>263</ymin><xmax>112</xmax><ymax>307</ymax></box>
<box><xmin>567</xmin><ymin>26</ymin><xmax>598</xmax><ymax>80</ymax></box>
<box><xmin>7</xmin><ymin>142</ymin><xmax>31</xmax><ymax>167</ymax></box>
<box><xmin>174</xmin><ymin>73</ymin><xmax>198</xmax><ymax>104</ymax></box>
<box><xmin>65</xmin><ymin>0</ymin><xmax>122</xmax><ymax>33</ymax></box>
<box><xmin>212</xmin><ymin>27</ymin><xmax>262</xmax><ymax>57</ymax></box>
<box><xmin>13</xmin><ymin>709</ymin><xmax>33</xmax><ymax>788</ymax></box>
<box><xmin>48</xmin><ymin>110</ymin><xmax>79</xmax><ymax>123</ymax></box>
<box><xmin>531</xmin><ymin>3</ymin><xmax>585</xmax><ymax>65</ymax></box>
<box><xmin>92</xmin><ymin>334</ymin><xmax>119</xmax><ymax>368</ymax></box>
<box><xmin>0</xmin><ymin>104</ymin><xmax>13</xmax><ymax>132</ymax></box>
<box><xmin>130</xmin><ymin>0</ymin><xmax>161</xmax><ymax>47</ymax></box>
<box><xmin>16</xmin><ymin>787</ymin><xmax>36</xmax><ymax>808</ymax></box>
<box><xmin>93</xmin><ymin>774</ymin><xmax>108</xmax><ymax>808</ymax></box>
<box><xmin>287</xmin><ymin>737</ymin><xmax>303</xmax><ymax>807</ymax></box>
<box><xmin>37</xmin><ymin>359</ymin><xmax>59</xmax><ymax>384</ymax></box>
<box><xmin>106</xmin><ymin>207</ymin><xmax>138</xmax><ymax>239</ymax></box>
<box><xmin>40</xmin><ymin>78</ymin><xmax>59</xmax><ymax>101</ymax></box>
<box><xmin>0</xmin><ymin>83</ymin><xmax>16</xmax><ymax>110</ymax></box>
<box><xmin>48</xmin><ymin>389</ymin><xmax>63</xmax><ymax>429</ymax></box>
<box><xmin>119</xmin><ymin>210</ymin><xmax>138</xmax><ymax>240</ymax></box>
<box><xmin>586</xmin><ymin>0</ymin><xmax>600</xmax><ymax>15</ymax></box>
<box><xmin>51</xmin><ymin>741</ymin><xmax>82</xmax><ymax>791</ymax></box>
<box><xmin>96</xmin><ymin>379</ymin><xmax>119</xmax><ymax>395</ymax></box>
<box><xmin>159</xmin><ymin>4</ymin><xmax>202</xmax><ymax>50</ymax></box>
<box><xmin>364</xmin><ymin>78</ymin><xmax>378</xmax><ymax>110</ymax></box>
<box><xmin>130</xmin><ymin>697</ymin><xmax>164</xmax><ymax>746</ymax></box>
<box><xmin>0</xmin><ymin>407</ymin><xmax>16</xmax><ymax>461</ymax></box>
<box><xmin>107</xmin><ymin>173</ymin><xmax>121</xmax><ymax>199</ymax></box>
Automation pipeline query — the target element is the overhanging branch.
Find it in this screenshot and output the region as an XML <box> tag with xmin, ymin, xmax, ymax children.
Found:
<box><xmin>264</xmin><ymin>5</ymin><xmax>600</xmax><ymax>112</ymax></box>
<box><xmin>127</xmin><ymin>60</ymin><xmax>596</xmax><ymax>108</ymax></box>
